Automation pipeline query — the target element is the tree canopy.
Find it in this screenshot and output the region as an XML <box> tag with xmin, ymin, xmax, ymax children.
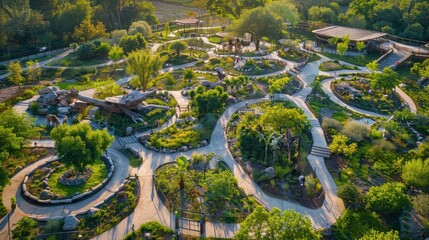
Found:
<box><xmin>365</xmin><ymin>182</ymin><xmax>411</xmax><ymax>216</ymax></box>
<box><xmin>228</xmin><ymin>7</ymin><xmax>283</xmax><ymax>51</ymax></box>
<box><xmin>127</xmin><ymin>50</ymin><xmax>166</xmax><ymax>92</ymax></box>
<box><xmin>50</xmin><ymin>123</ymin><xmax>114</xmax><ymax>171</ymax></box>
<box><xmin>236</xmin><ymin>206</ymin><xmax>320</xmax><ymax>240</ymax></box>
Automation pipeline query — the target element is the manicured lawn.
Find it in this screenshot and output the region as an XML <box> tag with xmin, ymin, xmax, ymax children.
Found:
<box><xmin>321</xmin><ymin>51</ymin><xmax>380</xmax><ymax>66</ymax></box>
<box><xmin>56</xmin><ymin>79</ymin><xmax>114</xmax><ymax>91</ymax></box>
<box><xmin>208</xmin><ymin>35</ymin><xmax>224</xmax><ymax>44</ymax></box>
<box><xmin>47</xmin><ymin>159</ymin><xmax>107</xmax><ymax>197</ymax></box>
<box><xmin>164</xmin><ymin>55</ymin><xmax>196</xmax><ymax>66</ymax></box>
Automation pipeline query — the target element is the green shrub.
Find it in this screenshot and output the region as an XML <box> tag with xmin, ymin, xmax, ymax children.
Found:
<box><xmin>22</xmin><ymin>89</ymin><xmax>36</xmax><ymax>99</ymax></box>
<box><xmin>77</xmin><ymin>42</ymin><xmax>96</xmax><ymax>60</ymax></box>
<box><xmin>12</xmin><ymin>217</ymin><xmax>38</xmax><ymax>239</ymax></box>
<box><xmin>29</xmin><ymin>101</ymin><xmax>39</xmax><ymax>115</ymax></box>
<box><xmin>123</xmin><ymin>221</ymin><xmax>173</xmax><ymax>240</ymax></box>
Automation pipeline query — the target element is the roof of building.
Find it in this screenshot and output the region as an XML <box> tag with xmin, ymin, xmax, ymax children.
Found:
<box><xmin>174</xmin><ymin>18</ymin><xmax>200</xmax><ymax>25</ymax></box>
<box><xmin>313</xmin><ymin>26</ymin><xmax>387</xmax><ymax>41</ymax></box>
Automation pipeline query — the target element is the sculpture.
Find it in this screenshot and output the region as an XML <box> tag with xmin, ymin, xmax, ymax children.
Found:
<box><xmin>68</xmin><ymin>88</ymin><xmax>171</xmax><ymax>123</ymax></box>
<box><xmin>46</xmin><ymin>114</ymin><xmax>61</xmax><ymax>127</ymax></box>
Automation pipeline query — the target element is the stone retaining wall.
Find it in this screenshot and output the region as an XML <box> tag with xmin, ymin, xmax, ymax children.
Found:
<box><xmin>32</xmin><ymin>176</ymin><xmax>138</xmax><ymax>222</ymax></box>
<box><xmin>21</xmin><ymin>155</ymin><xmax>115</xmax><ymax>205</ymax></box>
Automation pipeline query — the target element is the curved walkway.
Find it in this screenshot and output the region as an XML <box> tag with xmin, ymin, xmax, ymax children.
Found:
<box><xmin>3</xmin><ymin>35</ymin><xmax>407</xmax><ymax>239</ymax></box>
<box><xmin>0</xmin><ymin>50</ymin><xmax>73</xmax><ymax>80</ymax></box>
<box><xmin>0</xmin><ymin>147</ymin><xmax>130</xmax><ymax>237</ymax></box>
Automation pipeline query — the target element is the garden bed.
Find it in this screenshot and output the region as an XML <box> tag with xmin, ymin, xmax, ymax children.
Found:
<box><xmin>319</xmin><ymin>61</ymin><xmax>359</xmax><ymax>71</ymax></box>
<box><xmin>332</xmin><ymin>78</ymin><xmax>403</xmax><ymax>114</ymax></box>
<box><xmin>237</xmin><ymin>58</ymin><xmax>285</xmax><ymax>76</ymax></box>
<box><xmin>23</xmin><ymin>156</ymin><xmax>114</xmax><ymax>204</ymax></box>
<box><xmin>154</xmin><ymin>156</ymin><xmax>259</xmax><ymax>223</ymax></box>
<box><xmin>226</xmin><ymin>101</ymin><xmax>324</xmax><ymax>208</ymax></box>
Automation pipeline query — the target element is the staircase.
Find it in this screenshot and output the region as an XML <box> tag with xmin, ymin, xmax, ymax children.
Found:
<box><xmin>308</xmin><ymin>118</ymin><xmax>321</xmax><ymax>128</ymax></box>
<box><xmin>308</xmin><ymin>118</ymin><xmax>331</xmax><ymax>158</ymax></box>
<box><xmin>311</xmin><ymin>145</ymin><xmax>331</xmax><ymax>158</ymax></box>
<box><xmin>117</xmin><ymin>135</ymin><xmax>139</xmax><ymax>148</ymax></box>
<box><xmin>378</xmin><ymin>50</ymin><xmax>404</xmax><ymax>70</ymax></box>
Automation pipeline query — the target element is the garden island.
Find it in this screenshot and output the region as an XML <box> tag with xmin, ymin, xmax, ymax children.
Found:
<box><xmin>0</xmin><ymin>0</ymin><xmax>429</xmax><ymax>239</ymax></box>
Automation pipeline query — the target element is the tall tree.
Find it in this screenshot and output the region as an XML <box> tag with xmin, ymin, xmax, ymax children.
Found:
<box><xmin>52</xmin><ymin>0</ymin><xmax>92</xmax><ymax>40</ymax></box>
<box><xmin>7</xmin><ymin>61</ymin><xmax>24</xmax><ymax>88</ymax></box>
<box><xmin>236</xmin><ymin>206</ymin><xmax>320</xmax><ymax>240</ymax></box>
<box><xmin>206</xmin><ymin>0</ymin><xmax>267</xmax><ymax>19</ymax></box>
<box><xmin>371</xmin><ymin>67</ymin><xmax>400</xmax><ymax>93</ymax></box>
<box><xmin>25</xmin><ymin>60</ymin><xmax>42</xmax><ymax>83</ymax></box>
<box><xmin>228</xmin><ymin>7</ymin><xmax>283</xmax><ymax>51</ymax></box>
<box><xmin>50</xmin><ymin>123</ymin><xmax>114</xmax><ymax>171</ymax></box>
<box><xmin>126</xmin><ymin>50</ymin><xmax>166</xmax><ymax>92</ymax></box>
<box><xmin>73</xmin><ymin>19</ymin><xmax>109</xmax><ymax>43</ymax></box>
<box><xmin>169</xmin><ymin>41</ymin><xmax>188</xmax><ymax>56</ymax></box>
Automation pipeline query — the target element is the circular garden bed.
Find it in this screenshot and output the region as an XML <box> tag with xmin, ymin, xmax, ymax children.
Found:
<box><xmin>332</xmin><ymin>78</ymin><xmax>404</xmax><ymax>114</ymax></box>
<box><xmin>154</xmin><ymin>154</ymin><xmax>258</xmax><ymax>223</ymax></box>
<box><xmin>22</xmin><ymin>156</ymin><xmax>114</xmax><ymax>204</ymax></box>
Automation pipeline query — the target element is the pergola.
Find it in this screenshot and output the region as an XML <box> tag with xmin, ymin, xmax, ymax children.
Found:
<box><xmin>173</xmin><ymin>18</ymin><xmax>203</xmax><ymax>32</ymax></box>
<box><xmin>312</xmin><ymin>26</ymin><xmax>387</xmax><ymax>48</ymax></box>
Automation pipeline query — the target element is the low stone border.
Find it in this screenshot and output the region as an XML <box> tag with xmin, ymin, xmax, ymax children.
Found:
<box><xmin>32</xmin><ymin>176</ymin><xmax>138</xmax><ymax>222</ymax></box>
<box><xmin>21</xmin><ymin>155</ymin><xmax>115</xmax><ymax>205</ymax></box>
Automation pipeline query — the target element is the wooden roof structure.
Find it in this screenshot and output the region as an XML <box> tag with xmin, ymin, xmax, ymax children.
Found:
<box><xmin>173</xmin><ymin>18</ymin><xmax>200</xmax><ymax>25</ymax></box>
<box><xmin>313</xmin><ymin>26</ymin><xmax>387</xmax><ymax>42</ymax></box>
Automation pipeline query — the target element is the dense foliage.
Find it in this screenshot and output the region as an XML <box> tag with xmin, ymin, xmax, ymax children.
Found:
<box><xmin>236</xmin><ymin>206</ymin><xmax>320</xmax><ymax>240</ymax></box>
<box><xmin>50</xmin><ymin>123</ymin><xmax>114</xmax><ymax>171</ymax></box>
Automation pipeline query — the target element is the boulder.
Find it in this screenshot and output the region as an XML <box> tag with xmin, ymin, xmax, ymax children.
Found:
<box><xmin>55</xmin><ymin>90</ymin><xmax>68</xmax><ymax>95</ymax></box>
<box><xmin>40</xmin><ymin>190</ymin><xmax>54</xmax><ymax>200</ymax></box>
<box><xmin>176</xmin><ymin>118</ymin><xmax>185</xmax><ymax>124</ymax></box>
<box><xmin>179</xmin><ymin>146</ymin><xmax>188</xmax><ymax>152</ymax></box>
<box><xmin>193</xmin><ymin>124</ymin><xmax>203</xmax><ymax>131</ymax></box>
<box><xmin>246</xmin><ymin>83</ymin><xmax>253</xmax><ymax>91</ymax></box>
<box><xmin>38</xmin><ymin>86</ymin><xmax>55</xmax><ymax>95</ymax></box>
<box><xmin>125</xmin><ymin>127</ymin><xmax>133</xmax><ymax>136</ymax></box>
<box><xmin>186</xmin><ymin>116</ymin><xmax>197</xmax><ymax>122</ymax></box>
<box><xmin>63</xmin><ymin>215</ymin><xmax>80</xmax><ymax>231</ymax></box>
<box><xmin>227</xmin><ymin>97</ymin><xmax>237</xmax><ymax>103</ymax></box>
<box><xmin>87</xmin><ymin>207</ymin><xmax>99</xmax><ymax>217</ymax></box>
<box><xmin>42</xmin><ymin>92</ymin><xmax>58</xmax><ymax>106</ymax></box>
<box><xmin>37</xmin><ymin>108</ymin><xmax>49</xmax><ymax>115</ymax></box>
<box><xmin>58</xmin><ymin>107</ymin><xmax>71</xmax><ymax>115</ymax></box>
<box><xmin>262</xmin><ymin>167</ymin><xmax>276</xmax><ymax>180</ymax></box>
<box><xmin>200</xmin><ymin>140</ymin><xmax>208</xmax><ymax>146</ymax></box>
<box><xmin>139</xmin><ymin>134</ymin><xmax>150</xmax><ymax>141</ymax></box>
<box><xmin>59</xmin><ymin>99</ymin><xmax>69</xmax><ymax>107</ymax></box>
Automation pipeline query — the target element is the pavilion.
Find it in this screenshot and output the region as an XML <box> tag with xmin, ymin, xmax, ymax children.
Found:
<box><xmin>173</xmin><ymin>18</ymin><xmax>203</xmax><ymax>32</ymax></box>
<box><xmin>312</xmin><ymin>26</ymin><xmax>387</xmax><ymax>49</ymax></box>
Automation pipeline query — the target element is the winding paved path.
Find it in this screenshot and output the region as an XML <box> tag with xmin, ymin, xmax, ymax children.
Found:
<box><xmin>2</xmin><ymin>33</ymin><xmax>420</xmax><ymax>240</ymax></box>
<box><xmin>0</xmin><ymin>145</ymin><xmax>130</xmax><ymax>236</ymax></box>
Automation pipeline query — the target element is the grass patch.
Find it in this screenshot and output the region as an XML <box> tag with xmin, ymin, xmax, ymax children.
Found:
<box><xmin>208</xmin><ymin>35</ymin><xmax>224</xmax><ymax>44</ymax></box>
<box><xmin>321</xmin><ymin>51</ymin><xmax>380</xmax><ymax>66</ymax></box>
<box><xmin>47</xmin><ymin>51</ymin><xmax>109</xmax><ymax>67</ymax></box>
<box><xmin>56</xmin><ymin>79</ymin><xmax>113</xmax><ymax>91</ymax></box>
<box><xmin>164</xmin><ymin>55</ymin><xmax>196</xmax><ymax>66</ymax></box>
<box><xmin>120</xmin><ymin>148</ymin><xmax>143</xmax><ymax>168</ymax></box>
<box><xmin>308</xmin><ymin>54</ymin><xmax>321</xmax><ymax>62</ymax></box>
<box><xmin>149</xmin><ymin>124</ymin><xmax>201</xmax><ymax>149</ymax></box>
<box><xmin>47</xmin><ymin>159</ymin><xmax>107</xmax><ymax>197</ymax></box>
